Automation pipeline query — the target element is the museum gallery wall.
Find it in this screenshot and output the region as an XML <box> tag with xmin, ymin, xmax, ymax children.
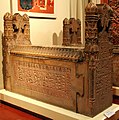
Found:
<box><xmin>0</xmin><ymin>0</ymin><xmax>70</xmax><ymax>89</ymax></box>
<box><xmin>0</xmin><ymin>0</ymin><xmax>97</xmax><ymax>89</ymax></box>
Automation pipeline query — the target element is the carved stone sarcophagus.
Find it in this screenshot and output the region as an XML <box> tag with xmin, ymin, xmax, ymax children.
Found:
<box><xmin>3</xmin><ymin>2</ymin><xmax>112</xmax><ymax>117</ymax></box>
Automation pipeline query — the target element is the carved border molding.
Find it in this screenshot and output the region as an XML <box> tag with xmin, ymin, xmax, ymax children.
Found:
<box><xmin>11</xmin><ymin>46</ymin><xmax>85</xmax><ymax>62</ymax></box>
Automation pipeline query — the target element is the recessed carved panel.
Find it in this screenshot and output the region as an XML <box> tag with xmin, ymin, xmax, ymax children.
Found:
<box><xmin>11</xmin><ymin>56</ymin><xmax>75</xmax><ymax>109</ymax></box>
<box><xmin>14</xmin><ymin>60</ymin><xmax>72</xmax><ymax>99</ymax></box>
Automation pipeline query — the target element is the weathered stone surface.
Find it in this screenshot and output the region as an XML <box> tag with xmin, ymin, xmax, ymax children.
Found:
<box><xmin>3</xmin><ymin>2</ymin><xmax>113</xmax><ymax>117</ymax></box>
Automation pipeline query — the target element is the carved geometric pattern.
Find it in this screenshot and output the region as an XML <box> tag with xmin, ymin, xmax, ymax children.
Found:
<box><xmin>95</xmin><ymin>32</ymin><xmax>112</xmax><ymax>107</ymax></box>
<box><xmin>12</xmin><ymin>59</ymin><xmax>74</xmax><ymax>108</ymax></box>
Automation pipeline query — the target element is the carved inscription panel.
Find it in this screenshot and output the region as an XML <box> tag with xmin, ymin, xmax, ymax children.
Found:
<box><xmin>11</xmin><ymin>56</ymin><xmax>74</xmax><ymax>109</ymax></box>
<box><xmin>96</xmin><ymin>59</ymin><xmax>112</xmax><ymax>97</ymax></box>
<box><xmin>95</xmin><ymin>32</ymin><xmax>112</xmax><ymax>109</ymax></box>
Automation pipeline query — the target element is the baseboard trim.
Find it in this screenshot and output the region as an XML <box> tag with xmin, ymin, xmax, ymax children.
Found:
<box><xmin>113</xmin><ymin>86</ymin><xmax>119</xmax><ymax>96</ymax></box>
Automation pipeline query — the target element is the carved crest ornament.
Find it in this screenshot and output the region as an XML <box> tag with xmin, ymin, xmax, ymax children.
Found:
<box><xmin>3</xmin><ymin>2</ymin><xmax>113</xmax><ymax>117</ymax></box>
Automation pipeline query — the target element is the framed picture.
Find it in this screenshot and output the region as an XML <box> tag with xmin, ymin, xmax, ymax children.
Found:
<box><xmin>100</xmin><ymin>0</ymin><xmax>108</xmax><ymax>3</ymax></box>
<box><xmin>11</xmin><ymin>0</ymin><xmax>56</xmax><ymax>19</ymax></box>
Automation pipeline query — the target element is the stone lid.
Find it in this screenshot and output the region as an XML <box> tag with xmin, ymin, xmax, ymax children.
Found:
<box><xmin>10</xmin><ymin>45</ymin><xmax>85</xmax><ymax>62</ymax></box>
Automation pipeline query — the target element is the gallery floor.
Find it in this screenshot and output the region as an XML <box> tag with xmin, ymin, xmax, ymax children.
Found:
<box><xmin>0</xmin><ymin>102</ymin><xmax>43</xmax><ymax>120</ymax></box>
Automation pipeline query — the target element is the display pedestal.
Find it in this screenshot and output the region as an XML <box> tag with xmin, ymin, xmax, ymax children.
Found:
<box><xmin>0</xmin><ymin>89</ymin><xmax>119</xmax><ymax>120</ymax></box>
<box><xmin>113</xmin><ymin>86</ymin><xmax>119</xmax><ymax>96</ymax></box>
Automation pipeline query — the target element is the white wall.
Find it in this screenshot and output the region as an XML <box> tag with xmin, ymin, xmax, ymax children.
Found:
<box><xmin>0</xmin><ymin>0</ymin><xmax>70</xmax><ymax>89</ymax></box>
<box><xmin>0</xmin><ymin>0</ymin><xmax>101</xmax><ymax>89</ymax></box>
<box><xmin>30</xmin><ymin>0</ymin><xmax>70</xmax><ymax>46</ymax></box>
<box><xmin>0</xmin><ymin>1</ymin><xmax>11</xmax><ymax>89</ymax></box>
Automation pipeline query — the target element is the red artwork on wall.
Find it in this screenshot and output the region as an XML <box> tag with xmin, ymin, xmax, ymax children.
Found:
<box><xmin>101</xmin><ymin>0</ymin><xmax>108</xmax><ymax>4</ymax></box>
<box><xmin>18</xmin><ymin>0</ymin><xmax>54</xmax><ymax>14</ymax></box>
